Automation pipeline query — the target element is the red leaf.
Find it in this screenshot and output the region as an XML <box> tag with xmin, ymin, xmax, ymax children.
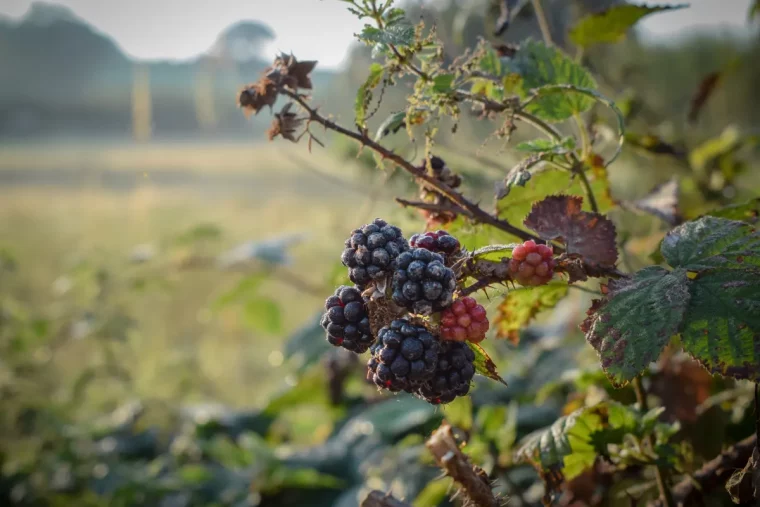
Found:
<box><xmin>524</xmin><ymin>195</ymin><xmax>618</xmax><ymax>267</ymax></box>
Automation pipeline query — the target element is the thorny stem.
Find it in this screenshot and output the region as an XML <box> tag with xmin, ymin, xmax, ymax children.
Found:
<box><xmin>633</xmin><ymin>376</ymin><xmax>676</xmax><ymax>507</ymax></box>
<box><xmin>278</xmin><ymin>86</ymin><xmax>541</xmax><ymax>242</ymax></box>
<box><xmin>530</xmin><ymin>0</ymin><xmax>554</xmax><ymax>47</ymax></box>
<box><xmin>513</xmin><ymin>111</ymin><xmax>600</xmax><ymax>212</ymax></box>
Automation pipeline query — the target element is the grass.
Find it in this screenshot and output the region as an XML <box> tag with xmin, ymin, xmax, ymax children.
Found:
<box><xmin>0</xmin><ymin>140</ymin><xmax>416</xmax><ymax>420</ymax></box>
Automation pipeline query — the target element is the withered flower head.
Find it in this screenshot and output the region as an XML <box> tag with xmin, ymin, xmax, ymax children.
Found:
<box><xmin>267</xmin><ymin>102</ymin><xmax>303</xmax><ymax>142</ymax></box>
<box><xmin>238</xmin><ymin>78</ymin><xmax>278</xmax><ymax>116</ymax></box>
<box><xmin>272</xmin><ymin>52</ymin><xmax>318</xmax><ymax>90</ymax></box>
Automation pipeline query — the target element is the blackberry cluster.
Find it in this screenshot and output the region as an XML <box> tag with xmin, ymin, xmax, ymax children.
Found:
<box><xmin>508</xmin><ymin>240</ymin><xmax>556</xmax><ymax>286</ymax></box>
<box><xmin>367</xmin><ymin>319</ymin><xmax>440</xmax><ymax>392</ymax></box>
<box><xmin>341</xmin><ymin>218</ymin><xmax>408</xmax><ymax>289</ymax></box>
<box><xmin>417</xmin><ymin>341</ymin><xmax>476</xmax><ymax>405</ymax></box>
<box><xmin>321</xmin><ymin>286</ymin><xmax>373</xmax><ymax>353</ymax></box>
<box><xmin>409</xmin><ymin>230</ymin><xmax>461</xmax><ymax>256</ymax></box>
<box><xmin>392</xmin><ymin>248</ymin><xmax>456</xmax><ymax>315</ymax></box>
<box><xmin>440</xmin><ymin>297</ymin><xmax>490</xmax><ymax>343</ymax></box>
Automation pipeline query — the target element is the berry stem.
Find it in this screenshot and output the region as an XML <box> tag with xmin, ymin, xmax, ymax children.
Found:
<box><xmin>276</xmin><ymin>86</ymin><xmax>543</xmax><ymax>244</ymax></box>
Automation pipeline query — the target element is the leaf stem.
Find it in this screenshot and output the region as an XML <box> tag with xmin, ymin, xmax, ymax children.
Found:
<box><xmin>530</xmin><ymin>0</ymin><xmax>554</xmax><ymax>47</ymax></box>
<box><xmin>514</xmin><ymin>110</ymin><xmax>600</xmax><ymax>212</ymax></box>
<box><xmin>633</xmin><ymin>376</ymin><xmax>675</xmax><ymax>507</ymax></box>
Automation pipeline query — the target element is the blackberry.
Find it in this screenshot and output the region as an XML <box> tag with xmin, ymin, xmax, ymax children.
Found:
<box><xmin>409</xmin><ymin>230</ymin><xmax>461</xmax><ymax>256</ymax></box>
<box><xmin>341</xmin><ymin>218</ymin><xmax>408</xmax><ymax>288</ymax></box>
<box><xmin>320</xmin><ymin>285</ymin><xmax>373</xmax><ymax>353</ymax></box>
<box><xmin>392</xmin><ymin>248</ymin><xmax>456</xmax><ymax>315</ymax></box>
<box><xmin>508</xmin><ymin>240</ymin><xmax>555</xmax><ymax>286</ymax></box>
<box><xmin>366</xmin><ymin>319</ymin><xmax>440</xmax><ymax>392</ymax></box>
<box><xmin>416</xmin><ymin>341</ymin><xmax>476</xmax><ymax>405</ymax></box>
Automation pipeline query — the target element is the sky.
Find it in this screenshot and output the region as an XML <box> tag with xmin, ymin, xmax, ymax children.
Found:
<box><xmin>0</xmin><ymin>0</ymin><xmax>755</xmax><ymax>68</ymax></box>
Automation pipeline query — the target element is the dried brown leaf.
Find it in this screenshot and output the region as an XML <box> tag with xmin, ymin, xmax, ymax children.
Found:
<box><xmin>524</xmin><ymin>195</ymin><xmax>618</xmax><ymax>267</ymax></box>
<box><xmin>238</xmin><ymin>78</ymin><xmax>278</xmax><ymax>116</ymax></box>
<box><xmin>267</xmin><ymin>102</ymin><xmax>303</xmax><ymax>142</ymax></box>
<box><xmin>274</xmin><ymin>52</ymin><xmax>318</xmax><ymax>90</ymax></box>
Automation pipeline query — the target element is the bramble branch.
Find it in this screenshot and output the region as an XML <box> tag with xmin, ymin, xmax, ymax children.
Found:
<box><xmin>277</xmin><ymin>86</ymin><xmax>540</xmax><ymax>243</ymax></box>
<box><xmin>648</xmin><ymin>435</ymin><xmax>757</xmax><ymax>507</ymax></box>
<box><xmin>361</xmin><ymin>491</ymin><xmax>412</xmax><ymax>507</ymax></box>
<box><xmin>426</xmin><ymin>424</ymin><xmax>502</xmax><ymax>507</ymax></box>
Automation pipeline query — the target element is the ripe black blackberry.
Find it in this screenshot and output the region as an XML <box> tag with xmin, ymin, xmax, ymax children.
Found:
<box><xmin>391</xmin><ymin>248</ymin><xmax>456</xmax><ymax>315</ymax></box>
<box><xmin>320</xmin><ymin>285</ymin><xmax>373</xmax><ymax>353</ymax></box>
<box><xmin>366</xmin><ymin>319</ymin><xmax>439</xmax><ymax>392</ymax></box>
<box><xmin>341</xmin><ymin>218</ymin><xmax>408</xmax><ymax>288</ymax></box>
<box><xmin>416</xmin><ymin>341</ymin><xmax>476</xmax><ymax>405</ymax></box>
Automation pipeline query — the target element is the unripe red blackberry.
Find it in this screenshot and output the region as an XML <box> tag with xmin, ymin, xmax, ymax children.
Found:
<box><xmin>321</xmin><ymin>286</ymin><xmax>373</xmax><ymax>353</ymax></box>
<box><xmin>440</xmin><ymin>297</ymin><xmax>489</xmax><ymax>343</ymax></box>
<box><xmin>508</xmin><ymin>240</ymin><xmax>555</xmax><ymax>286</ymax></box>
<box><xmin>416</xmin><ymin>341</ymin><xmax>475</xmax><ymax>405</ymax></box>
<box><xmin>409</xmin><ymin>230</ymin><xmax>461</xmax><ymax>256</ymax></box>
<box><xmin>341</xmin><ymin>218</ymin><xmax>409</xmax><ymax>289</ymax></box>
<box><xmin>366</xmin><ymin>319</ymin><xmax>440</xmax><ymax>392</ymax></box>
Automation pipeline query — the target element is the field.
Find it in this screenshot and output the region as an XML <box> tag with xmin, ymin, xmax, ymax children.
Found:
<box><xmin>0</xmin><ymin>140</ymin><xmax>408</xmax><ymax>414</ymax></box>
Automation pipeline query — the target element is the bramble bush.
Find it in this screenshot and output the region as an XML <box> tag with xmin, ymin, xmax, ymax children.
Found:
<box><xmin>238</xmin><ymin>1</ymin><xmax>760</xmax><ymax>506</ymax></box>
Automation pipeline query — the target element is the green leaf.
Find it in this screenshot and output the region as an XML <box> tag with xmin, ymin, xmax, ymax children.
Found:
<box><xmin>495</xmin><ymin>284</ymin><xmax>570</xmax><ymax>344</ymax></box>
<box><xmin>569</xmin><ymin>4</ymin><xmax>688</xmax><ymax>48</ymax></box>
<box><xmin>505</xmin><ymin>40</ymin><xmax>597</xmax><ymax>122</ymax></box>
<box><xmin>468</xmin><ymin>343</ymin><xmax>508</xmax><ymax>385</ymax></box>
<box><xmin>525</xmin><ymin>85</ymin><xmax>626</xmax><ymax>163</ymax></box>
<box><xmin>581</xmin><ymin>267</ymin><xmax>691</xmax><ymax>386</ymax></box>
<box><xmin>496</xmin><ymin>154</ymin><xmax>549</xmax><ymax>200</ymax></box>
<box><xmin>479</xmin><ymin>48</ymin><xmax>502</xmax><ymax>76</ymax></box>
<box><xmin>358</xmin><ymin>22</ymin><xmax>415</xmax><ymax>55</ymax></box>
<box><xmin>516</xmin><ymin>137</ymin><xmax>575</xmax><ymax>153</ymax></box>
<box><xmin>178</xmin><ymin>464</ymin><xmax>213</xmax><ymax>485</ymax></box>
<box><xmin>688</xmin><ymin>125</ymin><xmax>742</xmax><ymax>173</ymax></box>
<box><xmin>355</xmin><ymin>63</ymin><xmax>385</xmax><ymax>128</ymax></box>
<box><xmin>681</xmin><ymin>269</ymin><xmax>760</xmax><ymax>381</ymax></box>
<box><xmin>661</xmin><ymin>217</ymin><xmax>760</xmax><ymax>271</ymax></box>
<box><xmin>375</xmin><ymin>110</ymin><xmax>407</xmax><ymax>140</ymax></box>
<box><xmin>214</xmin><ymin>273</ymin><xmax>270</xmax><ymax>309</ymax></box>
<box><xmin>432</xmin><ymin>73</ymin><xmax>455</xmax><ymax>93</ymax></box>
<box><xmin>243</xmin><ymin>297</ymin><xmax>282</xmax><ymax>334</ymax></box>
<box><xmin>516</xmin><ymin>401</ymin><xmax>662</xmax><ymax>479</ymax></box>
<box><xmin>443</xmin><ymin>396</ymin><xmax>472</xmax><ymax>431</ymax></box>
<box><xmin>705</xmin><ymin>198</ymin><xmax>760</xmax><ymax>224</ymax></box>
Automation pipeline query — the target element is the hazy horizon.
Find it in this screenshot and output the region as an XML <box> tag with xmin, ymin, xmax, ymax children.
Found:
<box><xmin>0</xmin><ymin>0</ymin><xmax>756</xmax><ymax>69</ymax></box>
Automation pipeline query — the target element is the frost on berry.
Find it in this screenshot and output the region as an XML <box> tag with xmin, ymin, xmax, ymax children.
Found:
<box><xmin>321</xmin><ymin>286</ymin><xmax>374</xmax><ymax>353</ymax></box>
<box><xmin>391</xmin><ymin>248</ymin><xmax>456</xmax><ymax>315</ymax></box>
<box><xmin>366</xmin><ymin>319</ymin><xmax>440</xmax><ymax>392</ymax></box>
<box><xmin>523</xmin><ymin>195</ymin><xmax>618</xmax><ymax>267</ymax></box>
<box><xmin>341</xmin><ymin>218</ymin><xmax>409</xmax><ymax>289</ymax></box>
<box><xmin>416</xmin><ymin>341</ymin><xmax>476</xmax><ymax>405</ymax></box>
<box><xmin>409</xmin><ymin>230</ymin><xmax>461</xmax><ymax>256</ymax></box>
<box><xmin>440</xmin><ymin>297</ymin><xmax>490</xmax><ymax>343</ymax></box>
<box><xmin>508</xmin><ymin>240</ymin><xmax>556</xmax><ymax>286</ymax></box>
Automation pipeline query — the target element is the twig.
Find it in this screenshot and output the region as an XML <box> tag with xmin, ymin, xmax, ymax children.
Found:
<box><xmin>278</xmin><ymin>86</ymin><xmax>540</xmax><ymax>243</ymax></box>
<box><xmin>395</xmin><ymin>197</ymin><xmax>466</xmax><ymax>215</ymax></box>
<box><xmin>530</xmin><ymin>0</ymin><xmax>554</xmax><ymax>46</ymax></box>
<box><xmin>648</xmin><ymin>435</ymin><xmax>757</xmax><ymax>507</ymax></box>
<box><xmin>633</xmin><ymin>377</ymin><xmax>675</xmax><ymax>507</ymax></box>
<box><xmin>361</xmin><ymin>490</ymin><xmax>412</xmax><ymax>507</ymax></box>
<box><xmin>426</xmin><ymin>424</ymin><xmax>501</xmax><ymax>507</ymax></box>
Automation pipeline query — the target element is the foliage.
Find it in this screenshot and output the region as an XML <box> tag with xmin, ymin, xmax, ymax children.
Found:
<box><xmin>4</xmin><ymin>0</ymin><xmax>760</xmax><ymax>507</ymax></box>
